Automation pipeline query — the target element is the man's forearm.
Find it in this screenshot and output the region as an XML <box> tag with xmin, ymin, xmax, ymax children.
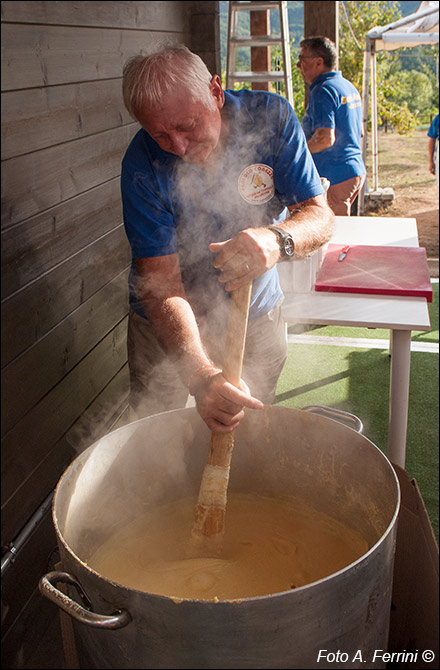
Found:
<box><xmin>428</xmin><ymin>137</ymin><xmax>436</xmax><ymax>173</ymax></box>
<box><xmin>282</xmin><ymin>197</ymin><xmax>334</xmax><ymax>258</ymax></box>
<box><xmin>142</xmin><ymin>293</ymin><xmax>214</xmax><ymax>384</ymax></box>
<box><xmin>137</xmin><ymin>279</ymin><xmax>263</xmax><ymax>432</ymax></box>
<box><xmin>307</xmin><ymin>127</ymin><xmax>334</xmax><ymax>154</ymax></box>
<box><xmin>135</xmin><ymin>255</ymin><xmax>215</xmax><ymax>384</ymax></box>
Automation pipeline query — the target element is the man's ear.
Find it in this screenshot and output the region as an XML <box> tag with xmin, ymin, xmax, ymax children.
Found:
<box><xmin>210</xmin><ymin>75</ymin><xmax>225</xmax><ymax>109</ymax></box>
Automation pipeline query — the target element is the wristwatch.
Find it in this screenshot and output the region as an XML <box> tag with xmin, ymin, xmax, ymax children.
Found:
<box><xmin>269</xmin><ymin>226</ymin><xmax>295</xmax><ymax>260</ymax></box>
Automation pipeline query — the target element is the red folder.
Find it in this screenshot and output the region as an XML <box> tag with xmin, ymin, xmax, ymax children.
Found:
<box><xmin>315</xmin><ymin>244</ymin><xmax>433</xmax><ymax>302</ymax></box>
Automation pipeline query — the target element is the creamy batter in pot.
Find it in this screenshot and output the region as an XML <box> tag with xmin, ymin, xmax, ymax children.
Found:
<box><xmin>87</xmin><ymin>492</ymin><xmax>368</xmax><ymax>601</ymax></box>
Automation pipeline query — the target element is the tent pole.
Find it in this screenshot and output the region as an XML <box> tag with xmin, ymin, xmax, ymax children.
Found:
<box><xmin>361</xmin><ymin>38</ymin><xmax>371</xmax><ymax>165</ymax></box>
<box><xmin>359</xmin><ymin>37</ymin><xmax>371</xmax><ymax>214</ymax></box>
<box><xmin>371</xmin><ymin>41</ymin><xmax>378</xmax><ymax>192</ymax></box>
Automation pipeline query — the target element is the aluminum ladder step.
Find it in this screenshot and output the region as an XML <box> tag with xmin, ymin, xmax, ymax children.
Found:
<box><xmin>230</xmin><ymin>34</ymin><xmax>283</xmax><ymax>47</ymax></box>
<box><xmin>229</xmin><ymin>71</ymin><xmax>287</xmax><ymax>83</ymax></box>
<box><xmin>230</xmin><ymin>2</ymin><xmax>282</xmax><ymax>11</ymax></box>
<box><xmin>226</xmin><ymin>0</ymin><xmax>293</xmax><ymax>106</ymax></box>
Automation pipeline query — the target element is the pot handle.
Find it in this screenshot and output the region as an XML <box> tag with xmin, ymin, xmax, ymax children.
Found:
<box><xmin>302</xmin><ymin>405</ymin><xmax>363</xmax><ymax>434</ymax></box>
<box><xmin>39</xmin><ymin>571</ymin><xmax>131</xmax><ymax>629</ymax></box>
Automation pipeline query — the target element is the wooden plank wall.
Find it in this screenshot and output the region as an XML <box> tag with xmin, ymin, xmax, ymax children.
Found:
<box><xmin>1</xmin><ymin>3</ymin><xmax>220</xmax><ymax>666</ymax></box>
<box><xmin>0</xmin><ymin>0</ymin><xmax>194</xmax><ymax>548</ymax></box>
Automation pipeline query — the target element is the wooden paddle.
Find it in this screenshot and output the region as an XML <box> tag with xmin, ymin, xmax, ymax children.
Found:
<box><xmin>191</xmin><ymin>282</ymin><xmax>252</xmax><ymax>556</ymax></box>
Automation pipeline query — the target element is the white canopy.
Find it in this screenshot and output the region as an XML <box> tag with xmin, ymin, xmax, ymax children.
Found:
<box><xmin>367</xmin><ymin>0</ymin><xmax>439</xmax><ymax>50</ymax></box>
<box><xmin>360</xmin><ymin>1</ymin><xmax>439</xmax><ymax>210</ymax></box>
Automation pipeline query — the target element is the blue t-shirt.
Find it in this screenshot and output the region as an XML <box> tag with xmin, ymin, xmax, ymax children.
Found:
<box><xmin>302</xmin><ymin>71</ymin><xmax>365</xmax><ymax>186</ymax></box>
<box><xmin>121</xmin><ymin>89</ymin><xmax>324</xmax><ymax>322</ymax></box>
<box><xmin>428</xmin><ymin>114</ymin><xmax>439</xmax><ymax>140</ymax></box>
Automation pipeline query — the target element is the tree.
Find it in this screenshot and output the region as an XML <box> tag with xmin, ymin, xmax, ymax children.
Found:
<box><xmin>339</xmin><ymin>1</ymin><xmax>401</xmax><ymax>92</ymax></box>
<box><xmin>339</xmin><ymin>1</ymin><xmax>438</xmax><ymax>134</ymax></box>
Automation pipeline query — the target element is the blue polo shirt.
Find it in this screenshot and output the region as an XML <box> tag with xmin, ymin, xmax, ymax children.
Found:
<box><xmin>121</xmin><ymin>89</ymin><xmax>324</xmax><ymax>322</ymax></box>
<box><xmin>428</xmin><ymin>114</ymin><xmax>439</xmax><ymax>140</ymax></box>
<box><xmin>302</xmin><ymin>71</ymin><xmax>365</xmax><ymax>186</ymax></box>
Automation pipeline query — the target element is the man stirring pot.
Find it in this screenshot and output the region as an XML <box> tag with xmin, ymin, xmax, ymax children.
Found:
<box><xmin>121</xmin><ymin>44</ymin><xmax>333</xmax><ymax>433</ymax></box>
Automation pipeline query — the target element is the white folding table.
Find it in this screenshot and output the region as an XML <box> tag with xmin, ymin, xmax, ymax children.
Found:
<box><xmin>279</xmin><ymin>216</ymin><xmax>431</xmax><ymax>468</ymax></box>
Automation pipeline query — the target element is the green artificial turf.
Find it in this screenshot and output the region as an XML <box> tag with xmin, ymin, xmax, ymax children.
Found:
<box><xmin>276</xmin><ymin>282</ymin><xmax>439</xmax><ymax>539</ymax></box>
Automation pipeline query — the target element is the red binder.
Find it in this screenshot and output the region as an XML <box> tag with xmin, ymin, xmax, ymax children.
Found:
<box><xmin>314</xmin><ymin>244</ymin><xmax>433</xmax><ymax>302</ymax></box>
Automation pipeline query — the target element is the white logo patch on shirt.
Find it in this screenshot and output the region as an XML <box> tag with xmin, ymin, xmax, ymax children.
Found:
<box><xmin>238</xmin><ymin>164</ymin><xmax>275</xmax><ymax>205</ymax></box>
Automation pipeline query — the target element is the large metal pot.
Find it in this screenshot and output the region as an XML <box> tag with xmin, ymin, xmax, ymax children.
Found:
<box><xmin>40</xmin><ymin>405</ymin><xmax>400</xmax><ymax>669</ymax></box>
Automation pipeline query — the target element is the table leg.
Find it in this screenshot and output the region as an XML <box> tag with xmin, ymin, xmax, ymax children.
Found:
<box><xmin>387</xmin><ymin>329</ymin><xmax>412</xmax><ymax>468</ymax></box>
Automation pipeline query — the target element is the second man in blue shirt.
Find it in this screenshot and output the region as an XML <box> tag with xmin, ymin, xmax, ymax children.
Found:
<box><xmin>298</xmin><ymin>36</ymin><xmax>366</xmax><ymax>216</ymax></box>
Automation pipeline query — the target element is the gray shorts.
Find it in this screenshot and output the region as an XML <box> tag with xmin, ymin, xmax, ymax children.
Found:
<box><xmin>127</xmin><ymin>301</ymin><xmax>287</xmax><ymax>419</ymax></box>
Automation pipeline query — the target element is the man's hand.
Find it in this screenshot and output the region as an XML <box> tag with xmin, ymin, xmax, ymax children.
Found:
<box><xmin>189</xmin><ymin>365</ymin><xmax>264</xmax><ymax>432</ymax></box>
<box><xmin>209</xmin><ymin>228</ymin><xmax>280</xmax><ymax>291</ymax></box>
<box><xmin>209</xmin><ymin>193</ymin><xmax>334</xmax><ymax>292</ymax></box>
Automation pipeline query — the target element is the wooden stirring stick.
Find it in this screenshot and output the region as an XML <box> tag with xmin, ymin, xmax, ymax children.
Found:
<box><xmin>191</xmin><ymin>282</ymin><xmax>252</xmax><ymax>556</ymax></box>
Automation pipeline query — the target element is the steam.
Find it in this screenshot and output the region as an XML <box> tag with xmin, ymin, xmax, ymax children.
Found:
<box><xmin>62</xmin><ymin>411</ymin><xmax>204</xmax><ymax>558</ymax></box>
<box><xmin>65</xmin><ymin>395</ymin><xmax>131</xmax><ymax>455</ymax></box>
<box><xmin>166</xmin><ymin>120</ymin><xmax>285</xmax><ymax>404</ymax></box>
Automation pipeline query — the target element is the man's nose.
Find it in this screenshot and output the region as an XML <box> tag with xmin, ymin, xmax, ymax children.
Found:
<box><xmin>169</xmin><ymin>132</ymin><xmax>189</xmax><ymax>156</ymax></box>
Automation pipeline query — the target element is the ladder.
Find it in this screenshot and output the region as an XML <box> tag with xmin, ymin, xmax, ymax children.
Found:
<box><xmin>226</xmin><ymin>1</ymin><xmax>294</xmax><ymax>107</ymax></box>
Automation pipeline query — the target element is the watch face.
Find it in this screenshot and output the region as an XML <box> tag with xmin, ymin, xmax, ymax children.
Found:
<box><xmin>270</xmin><ymin>226</ymin><xmax>295</xmax><ymax>258</ymax></box>
<box><xmin>284</xmin><ymin>236</ymin><xmax>295</xmax><ymax>256</ymax></box>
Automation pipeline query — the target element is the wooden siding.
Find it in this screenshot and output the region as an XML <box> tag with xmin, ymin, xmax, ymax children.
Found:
<box><xmin>1</xmin><ymin>0</ymin><xmax>194</xmax><ymax>547</ymax></box>
<box><xmin>1</xmin><ymin>4</ymin><xmax>221</xmax><ymax>665</ymax></box>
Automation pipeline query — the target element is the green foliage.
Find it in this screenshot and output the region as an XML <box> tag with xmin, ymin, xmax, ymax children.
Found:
<box><xmin>379</xmin><ymin>100</ymin><xmax>418</xmax><ymax>135</ymax></box>
<box><xmin>339</xmin><ymin>1</ymin><xmax>401</xmax><ymax>90</ymax></box>
<box><xmin>271</xmin><ymin>45</ymin><xmax>305</xmax><ymax>118</ymax></box>
<box><xmin>339</xmin><ymin>1</ymin><xmax>438</xmax><ymax>134</ymax></box>
<box><xmin>290</xmin><ymin>50</ymin><xmax>306</xmax><ymax>120</ymax></box>
<box><xmin>390</xmin><ymin>70</ymin><xmax>435</xmax><ymax>115</ymax></box>
<box><xmin>398</xmin><ymin>43</ymin><xmax>439</xmax><ymax>77</ymax></box>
